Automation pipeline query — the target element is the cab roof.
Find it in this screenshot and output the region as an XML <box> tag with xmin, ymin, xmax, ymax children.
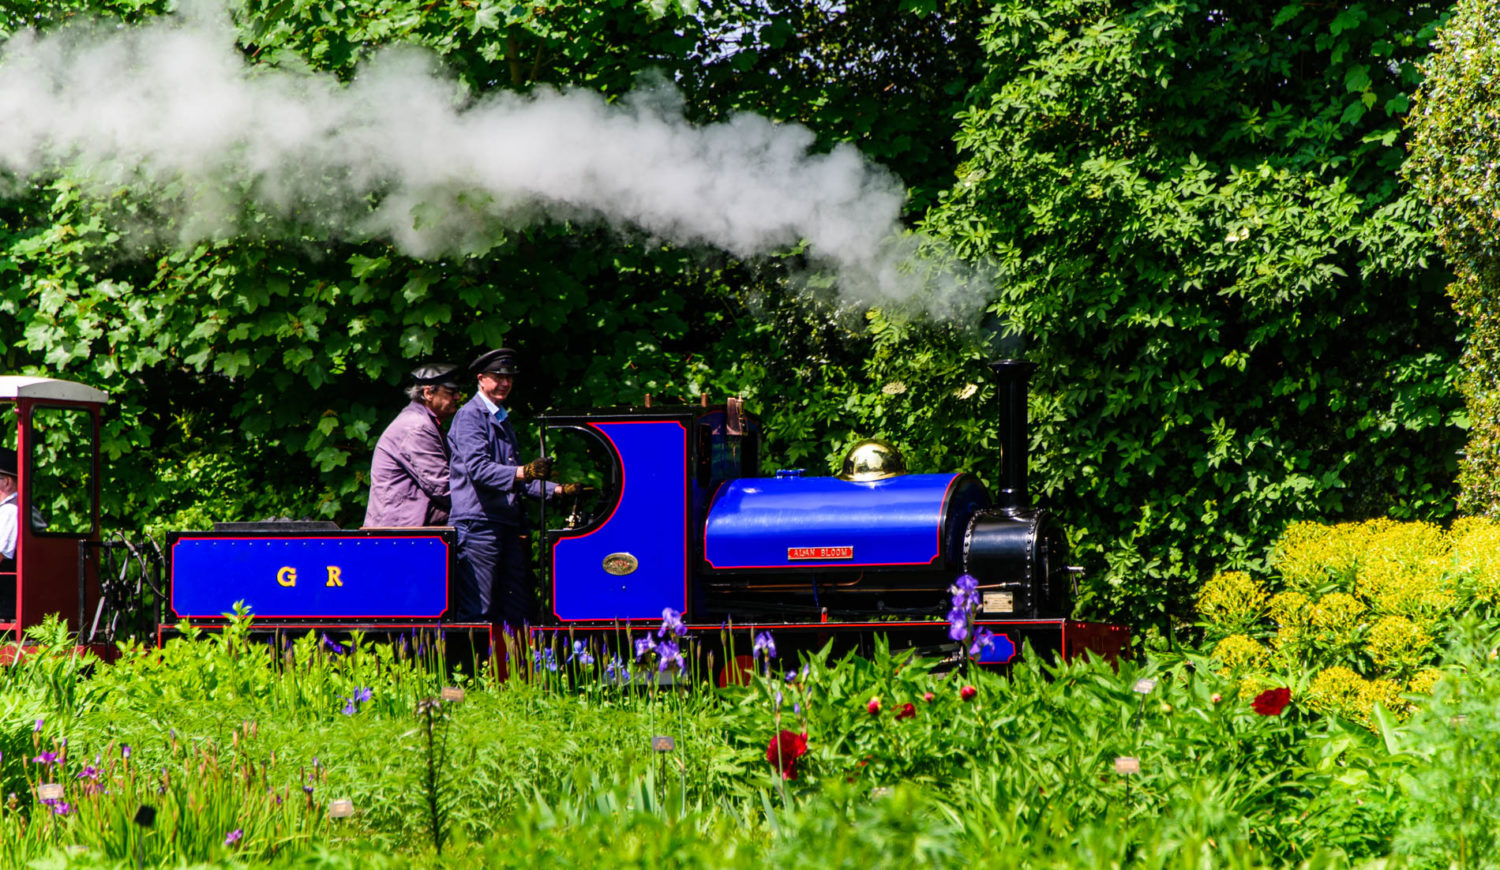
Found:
<box><xmin>0</xmin><ymin>377</ymin><xmax>109</xmax><ymax>404</ymax></box>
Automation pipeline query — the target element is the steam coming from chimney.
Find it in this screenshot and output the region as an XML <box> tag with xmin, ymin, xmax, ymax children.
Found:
<box><xmin>0</xmin><ymin>5</ymin><xmax>989</xmax><ymax>317</ymax></box>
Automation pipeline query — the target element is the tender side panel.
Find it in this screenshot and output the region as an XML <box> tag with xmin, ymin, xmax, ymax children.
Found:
<box><xmin>552</xmin><ymin>420</ymin><xmax>688</xmax><ymax>621</ymax></box>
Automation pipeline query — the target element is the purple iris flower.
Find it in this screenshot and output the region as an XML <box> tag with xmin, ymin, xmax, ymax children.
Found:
<box><xmin>532</xmin><ymin>648</ymin><xmax>558</xmax><ymax>672</ymax></box>
<box><xmin>121</xmin><ymin>745</ymin><xmax>132</xmax><ymax>760</ymax></box>
<box><xmin>42</xmin><ymin>799</ymin><xmax>69</xmax><ymax>816</ymax></box>
<box><xmin>752</xmin><ymin>632</ymin><xmax>777</xmax><ymax>659</ymax></box>
<box><xmin>969</xmin><ymin>628</ymin><xmax>996</xmax><ymax>656</ymax></box>
<box><xmin>657</xmin><ymin>608</ymin><xmax>686</xmax><ymax>639</ymax></box>
<box><xmin>604</xmin><ymin>657</ymin><xmax>630</xmax><ymax>682</ymax></box>
<box><xmin>322</xmin><ymin>634</ymin><xmax>345</xmax><ymax>655</ymax></box>
<box><xmin>225</xmin><ymin>828</ymin><xmax>243</xmax><ymax>846</ymax></box>
<box><xmin>569</xmin><ymin>640</ymin><xmax>595</xmax><ymax>665</ymax></box>
<box><xmin>75</xmin><ymin>766</ymin><xmax>100</xmax><ymax>781</ymax></box>
<box><xmin>633</xmin><ymin>636</ymin><xmax>657</xmax><ymax>661</ymax></box>
<box><xmin>32</xmin><ymin>752</ymin><xmax>58</xmax><ymax>766</ymax></box>
<box><xmin>656</xmin><ymin>640</ymin><xmax>685</xmax><ymax>673</ymax></box>
<box><xmin>32</xmin><ymin>719</ymin><xmax>42</xmax><ymax>732</ymax></box>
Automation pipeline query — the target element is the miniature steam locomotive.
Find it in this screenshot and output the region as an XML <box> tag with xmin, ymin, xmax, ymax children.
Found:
<box><xmin>0</xmin><ymin>362</ymin><xmax>1126</xmax><ymax>668</ymax></box>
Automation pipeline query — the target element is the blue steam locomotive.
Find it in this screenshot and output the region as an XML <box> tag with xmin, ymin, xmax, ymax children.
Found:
<box><xmin>165</xmin><ymin>359</ymin><xmax>1126</xmax><ymax>668</ymax></box>
<box><xmin>0</xmin><ymin>363</ymin><xmax>1124</xmax><ymax>668</ymax></box>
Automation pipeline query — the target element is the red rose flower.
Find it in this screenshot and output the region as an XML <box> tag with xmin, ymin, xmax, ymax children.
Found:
<box><xmin>1252</xmin><ymin>687</ymin><xmax>1291</xmax><ymax>716</ymax></box>
<box><xmin>896</xmin><ymin>702</ymin><xmax>916</xmax><ymax>720</ymax></box>
<box><xmin>766</xmin><ymin>730</ymin><xmax>809</xmax><ymax>780</ymax></box>
<box><xmin>867</xmin><ymin>697</ymin><xmax>881</xmax><ymax>715</ymax></box>
<box><xmin>960</xmin><ymin>685</ymin><xmax>977</xmax><ymax>702</ymax></box>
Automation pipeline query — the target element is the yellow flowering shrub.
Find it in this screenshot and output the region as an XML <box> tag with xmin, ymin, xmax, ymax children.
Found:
<box><xmin>1272</xmin><ymin>521</ymin><xmax>1371</xmax><ymax>592</ymax></box>
<box><xmin>1309</xmin><ymin>592</ymin><xmax>1365</xmax><ymax>637</ymax></box>
<box><xmin>1355</xmin><ymin>520</ymin><xmax>1454</xmax><ymax>620</ymax></box>
<box><xmin>1267</xmin><ymin>591</ymin><xmax>1310</xmax><ymax>628</ymax></box>
<box><xmin>1198</xmin><ymin>571</ymin><xmax>1269</xmax><ymax>635</ymax></box>
<box><xmin>1366</xmin><ymin>615</ymin><xmax>1434</xmax><ymax>675</ymax></box>
<box><xmin>1212</xmin><ymin>634</ymin><xmax>1269</xmax><ymax>672</ymax></box>
<box><xmin>1451</xmin><ymin>516</ymin><xmax>1500</xmax><ymax>603</ymax></box>
<box><xmin>1408</xmin><ymin>668</ymin><xmax>1444</xmax><ymax>695</ymax></box>
<box><xmin>1359</xmin><ymin>678</ymin><xmax>1409</xmax><ymax>722</ymax></box>
<box><xmin>1308</xmin><ymin>666</ymin><xmax>1369</xmax><ymax>722</ymax></box>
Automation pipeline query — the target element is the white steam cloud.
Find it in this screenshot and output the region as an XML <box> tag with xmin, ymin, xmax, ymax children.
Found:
<box><xmin>0</xmin><ymin>6</ymin><xmax>988</xmax><ymax>316</ymax></box>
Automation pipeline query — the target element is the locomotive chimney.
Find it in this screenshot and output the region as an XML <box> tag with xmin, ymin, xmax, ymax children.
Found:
<box><xmin>989</xmin><ymin>359</ymin><xmax>1036</xmax><ymax>513</ymax></box>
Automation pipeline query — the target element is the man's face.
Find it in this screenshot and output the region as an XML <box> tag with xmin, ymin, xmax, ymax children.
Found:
<box><xmin>478</xmin><ymin>372</ymin><xmax>514</xmax><ymax>404</ymax></box>
<box><xmin>423</xmin><ymin>385</ymin><xmax>461</xmax><ymax>422</ymax></box>
<box><xmin>0</xmin><ymin>473</ymin><xmax>15</xmax><ymax>496</ymax></box>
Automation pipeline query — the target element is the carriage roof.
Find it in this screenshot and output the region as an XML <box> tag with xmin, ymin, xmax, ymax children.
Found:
<box><xmin>0</xmin><ymin>377</ymin><xmax>109</xmax><ymax>404</ymax></box>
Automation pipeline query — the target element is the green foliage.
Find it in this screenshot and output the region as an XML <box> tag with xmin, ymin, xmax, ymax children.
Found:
<box><xmin>922</xmin><ymin>0</ymin><xmax>1464</xmax><ymax>628</ymax></box>
<box><xmin>0</xmin><ymin>0</ymin><xmax>989</xmax><ymax>543</ymax></box>
<box><xmin>1407</xmin><ymin>0</ymin><xmax>1500</xmax><ymax>516</ymax></box>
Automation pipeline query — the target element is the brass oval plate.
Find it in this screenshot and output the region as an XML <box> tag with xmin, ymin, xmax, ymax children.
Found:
<box><xmin>602</xmin><ymin>552</ymin><xmax>638</xmax><ymax>576</ymax></box>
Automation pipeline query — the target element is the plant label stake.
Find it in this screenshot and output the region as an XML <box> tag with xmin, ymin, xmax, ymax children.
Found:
<box><xmin>651</xmin><ymin>735</ymin><xmax>675</xmax><ymax>752</ymax></box>
<box><xmin>133</xmin><ymin>804</ymin><xmax>155</xmax><ymax>870</ymax></box>
<box><xmin>36</xmin><ymin>784</ymin><xmax>63</xmax><ymax>801</ymax></box>
<box><xmin>1114</xmin><ymin>757</ymin><xmax>1140</xmax><ymax>775</ymax></box>
<box><xmin>440</xmin><ymin>686</ymin><xmax>465</xmax><ymax>703</ymax></box>
<box><xmin>329</xmin><ymin>799</ymin><xmax>354</xmax><ymax>819</ymax></box>
<box><xmin>1132</xmin><ymin>678</ymin><xmax>1156</xmax><ymax>694</ymax></box>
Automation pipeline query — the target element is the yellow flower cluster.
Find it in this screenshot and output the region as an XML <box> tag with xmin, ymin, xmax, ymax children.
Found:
<box><xmin>1366</xmin><ymin>615</ymin><xmax>1433</xmax><ymax>675</ymax></box>
<box><xmin>1212</xmin><ymin>634</ymin><xmax>1268</xmax><ymax>672</ymax></box>
<box><xmin>1198</xmin><ymin>570</ymin><xmax>1269</xmax><ymax>634</ymax></box>
<box><xmin>1408</xmin><ymin>668</ymin><xmax>1444</xmax><ymax>695</ymax></box>
<box><xmin>1308</xmin><ymin>592</ymin><xmax>1364</xmax><ymax>651</ymax></box>
<box><xmin>1354</xmin><ymin>521</ymin><xmax>1453</xmax><ymax>620</ymax></box>
<box><xmin>1307</xmin><ymin>666</ymin><xmax>1409</xmax><ymax>726</ymax></box>
<box><xmin>1451</xmin><ymin>517</ymin><xmax>1500</xmax><ymax>603</ymax></box>
<box><xmin>1272</xmin><ymin>519</ymin><xmax>1393</xmax><ymax>592</ymax></box>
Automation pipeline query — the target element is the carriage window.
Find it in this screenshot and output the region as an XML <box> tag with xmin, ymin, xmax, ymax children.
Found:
<box><xmin>28</xmin><ymin>406</ymin><xmax>95</xmax><ymax>535</ymax></box>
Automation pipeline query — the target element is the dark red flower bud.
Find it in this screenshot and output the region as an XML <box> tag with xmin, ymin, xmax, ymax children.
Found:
<box><xmin>960</xmin><ymin>685</ymin><xmax>977</xmax><ymax>702</ymax></box>
<box><xmin>1252</xmin><ymin>687</ymin><xmax>1292</xmax><ymax>716</ymax></box>
<box><xmin>867</xmin><ymin>697</ymin><xmax>881</xmax><ymax>715</ymax></box>
<box><xmin>896</xmin><ymin>702</ymin><xmax>916</xmax><ymax>720</ymax></box>
<box><xmin>921</xmin><ymin>692</ymin><xmax>935</xmax><ymax>703</ymax></box>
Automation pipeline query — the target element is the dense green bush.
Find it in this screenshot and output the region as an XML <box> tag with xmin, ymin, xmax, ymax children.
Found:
<box><xmin>1408</xmin><ymin>0</ymin><xmax>1500</xmax><ymax>516</ymax></box>
<box><xmin>921</xmin><ymin>0</ymin><xmax>1464</xmax><ymax>627</ymax></box>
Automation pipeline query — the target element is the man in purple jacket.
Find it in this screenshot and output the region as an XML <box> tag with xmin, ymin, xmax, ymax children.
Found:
<box><xmin>448</xmin><ymin>347</ymin><xmax>579</xmax><ymax>627</ymax></box>
<box><xmin>363</xmin><ymin>363</ymin><xmax>462</xmax><ymax>528</ymax></box>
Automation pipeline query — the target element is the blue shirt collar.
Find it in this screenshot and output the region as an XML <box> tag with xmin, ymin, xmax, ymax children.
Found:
<box><xmin>476</xmin><ymin>391</ymin><xmax>509</xmax><ymax>423</ymax></box>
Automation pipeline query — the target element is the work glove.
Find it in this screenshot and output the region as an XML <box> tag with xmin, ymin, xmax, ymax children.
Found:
<box><xmin>557</xmin><ymin>482</ymin><xmax>595</xmax><ymax>497</ymax></box>
<box><xmin>521</xmin><ymin>456</ymin><xmax>554</xmax><ymax>481</ymax></box>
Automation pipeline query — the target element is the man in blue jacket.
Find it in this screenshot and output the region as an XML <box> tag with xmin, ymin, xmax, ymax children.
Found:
<box><xmin>448</xmin><ymin>347</ymin><xmax>578</xmax><ymax>628</ymax></box>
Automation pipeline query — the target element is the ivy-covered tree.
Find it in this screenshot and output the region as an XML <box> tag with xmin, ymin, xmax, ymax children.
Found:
<box><xmin>1407</xmin><ymin>0</ymin><xmax>1500</xmax><ymax>516</ymax></box>
<box><xmin>921</xmin><ymin>0</ymin><xmax>1465</xmax><ymax>627</ymax></box>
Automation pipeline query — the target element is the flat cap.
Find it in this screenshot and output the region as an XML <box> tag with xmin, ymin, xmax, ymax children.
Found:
<box><xmin>470</xmin><ymin>347</ymin><xmax>519</xmax><ymax>376</ymax></box>
<box><xmin>410</xmin><ymin>362</ymin><xmax>461</xmax><ymax>388</ymax></box>
<box><xmin>0</xmin><ymin>447</ymin><xmax>15</xmax><ymax>477</ymax></box>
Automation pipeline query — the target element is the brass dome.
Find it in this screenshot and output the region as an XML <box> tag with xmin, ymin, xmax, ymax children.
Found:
<box><xmin>838</xmin><ymin>439</ymin><xmax>907</xmax><ymax>482</ymax></box>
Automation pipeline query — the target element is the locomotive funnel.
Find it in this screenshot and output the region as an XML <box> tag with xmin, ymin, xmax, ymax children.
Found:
<box><xmin>989</xmin><ymin>359</ymin><xmax>1036</xmax><ymax>513</ymax></box>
